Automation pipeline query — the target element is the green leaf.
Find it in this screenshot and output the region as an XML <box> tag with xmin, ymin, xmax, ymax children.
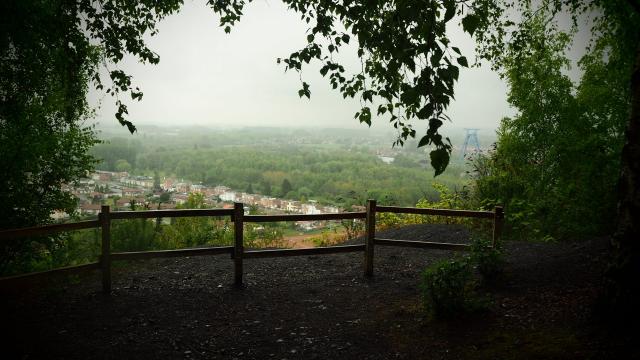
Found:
<box><xmin>341</xmin><ymin>34</ymin><xmax>350</xmax><ymax>44</ymax></box>
<box><xmin>430</xmin><ymin>48</ymin><xmax>444</xmax><ymax>67</ymax></box>
<box><xmin>298</xmin><ymin>82</ymin><xmax>311</xmax><ymax>99</ymax></box>
<box><xmin>450</xmin><ymin>65</ymin><xmax>459</xmax><ymax>80</ymax></box>
<box><xmin>461</xmin><ymin>14</ymin><xmax>481</xmax><ymax>36</ymax></box>
<box><xmin>430</xmin><ymin>148</ymin><xmax>450</xmax><ymax>176</ymax></box>
<box><xmin>363</xmin><ymin>90</ymin><xmax>373</xmax><ymax>102</ymax></box>
<box><xmin>429</xmin><ymin>118</ymin><xmax>444</xmax><ymax>131</ymax></box>
<box><xmin>443</xmin><ymin>0</ymin><xmax>456</xmax><ymax>22</ymax></box>
<box><xmin>418</xmin><ymin>135</ymin><xmax>430</xmax><ymax>148</ymax></box>
<box><xmin>457</xmin><ymin>56</ymin><xmax>468</xmax><ymax>67</ymax></box>
<box><xmin>358</xmin><ymin>107</ymin><xmax>371</xmax><ymax>126</ymax></box>
<box><xmin>417</xmin><ymin>103</ymin><xmax>434</xmax><ymax>119</ymax></box>
<box><xmin>307</xmin><ymin>34</ymin><xmax>314</xmax><ymax>43</ymax></box>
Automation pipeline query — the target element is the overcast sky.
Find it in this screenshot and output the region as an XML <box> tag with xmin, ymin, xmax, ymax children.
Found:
<box><xmin>87</xmin><ymin>0</ymin><xmax>513</xmax><ymax>134</ymax></box>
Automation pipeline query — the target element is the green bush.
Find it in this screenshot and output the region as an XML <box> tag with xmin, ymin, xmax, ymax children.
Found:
<box><xmin>420</xmin><ymin>257</ymin><xmax>476</xmax><ymax>319</ymax></box>
<box><xmin>470</xmin><ymin>237</ymin><xmax>505</xmax><ymax>283</ymax></box>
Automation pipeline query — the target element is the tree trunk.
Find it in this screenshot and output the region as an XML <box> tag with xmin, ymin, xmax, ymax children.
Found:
<box><xmin>603</xmin><ymin>41</ymin><xmax>640</xmax><ymax>322</ymax></box>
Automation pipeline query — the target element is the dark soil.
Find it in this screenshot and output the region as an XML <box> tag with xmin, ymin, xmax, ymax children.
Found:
<box><xmin>1</xmin><ymin>224</ymin><xmax>636</xmax><ymax>359</ymax></box>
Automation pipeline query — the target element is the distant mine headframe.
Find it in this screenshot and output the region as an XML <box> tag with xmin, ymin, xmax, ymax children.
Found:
<box><xmin>461</xmin><ymin>128</ymin><xmax>481</xmax><ymax>160</ymax></box>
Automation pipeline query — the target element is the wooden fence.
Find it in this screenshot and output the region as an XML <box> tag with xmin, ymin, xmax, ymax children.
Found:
<box><xmin>0</xmin><ymin>201</ymin><xmax>504</xmax><ymax>291</ymax></box>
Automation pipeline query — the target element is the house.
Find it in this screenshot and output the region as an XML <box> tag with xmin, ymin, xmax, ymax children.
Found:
<box><xmin>138</xmin><ymin>177</ymin><xmax>154</xmax><ymax>189</ymax></box>
<box><xmin>173</xmin><ymin>193</ymin><xmax>189</xmax><ymax>205</ymax></box>
<box><xmin>162</xmin><ymin>178</ymin><xmax>175</xmax><ymax>191</ymax></box>
<box><xmin>220</xmin><ymin>191</ymin><xmax>237</xmax><ymax>202</ymax></box>
<box><xmin>105</xmin><ymin>189</ymin><xmax>121</xmax><ymax>198</ymax></box>
<box><xmin>190</xmin><ymin>184</ymin><xmax>205</xmax><ymax>193</ymax></box>
<box><xmin>79</xmin><ymin>203</ymin><xmax>101</xmax><ymax>216</ymax></box>
<box><xmin>91</xmin><ymin>171</ymin><xmax>112</xmax><ymax>182</ymax></box>
<box><xmin>285</xmin><ymin>201</ymin><xmax>301</xmax><ymax>213</ymax></box>
<box><xmin>121</xmin><ymin>188</ymin><xmax>145</xmax><ymax>197</ymax></box>
<box><xmin>302</xmin><ymin>202</ymin><xmax>322</xmax><ymax>215</ymax></box>
<box><xmin>212</xmin><ymin>186</ymin><xmax>230</xmax><ymax>196</ymax></box>
<box><xmin>260</xmin><ymin>197</ymin><xmax>278</xmax><ymax>209</ymax></box>
<box><xmin>122</xmin><ymin>175</ymin><xmax>154</xmax><ymax>189</ymax></box>
<box><xmin>240</xmin><ymin>193</ymin><xmax>259</xmax><ymax>205</ymax></box>
<box><xmin>174</xmin><ymin>182</ymin><xmax>191</xmax><ymax>193</ymax></box>
<box><xmin>271</xmin><ymin>198</ymin><xmax>283</xmax><ymax>209</ymax></box>
<box><xmin>323</xmin><ymin>205</ymin><xmax>341</xmax><ymax>214</ymax></box>
<box><xmin>203</xmin><ymin>187</ymin><xmax>218</xmax><ymax>197</ymax></box>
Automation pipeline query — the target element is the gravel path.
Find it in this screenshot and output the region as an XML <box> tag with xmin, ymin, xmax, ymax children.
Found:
<box><xmin>1</xmin><ymin>224</ymin><xmax>632</xmax><ymax>359</ymax></box>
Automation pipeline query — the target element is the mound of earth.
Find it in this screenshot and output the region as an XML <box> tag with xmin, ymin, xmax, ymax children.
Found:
<box><xmin>1</xmin><ymin>224</ymin><xmax>635</xmax><ymax>359</ymax></box>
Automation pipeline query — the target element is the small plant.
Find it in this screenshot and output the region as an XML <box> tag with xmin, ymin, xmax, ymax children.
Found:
<box><xmin>310</xmin><ymin>231</ymin><xmax>333</xmax><ymax>247</ymax></box>
<box><xmin>470</xmin><ymin>237</ymin><xmax>505</xmax><ymax>283</ymax></box>
<box><xmin>420</xmin><ymin>257</ymin><xmax>477</xmax><ymax>319</ymax></box>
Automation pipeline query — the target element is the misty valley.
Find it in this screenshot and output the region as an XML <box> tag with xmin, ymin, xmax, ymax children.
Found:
<box><xmin>2</xmin><ymin>0</ymin><xmax>638</xmax><ymax>358</ymax></box>
<box><xmin>31</xmin><ymin>126</ymin><xmax>489</xmax><ymax>274</ymax></box>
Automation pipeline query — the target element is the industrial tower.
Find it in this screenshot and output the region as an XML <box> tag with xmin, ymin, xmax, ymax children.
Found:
<box><xmin>461</xmin><ymin>128</ymin><xmax>481</xmax><ymax>160</ymax></box>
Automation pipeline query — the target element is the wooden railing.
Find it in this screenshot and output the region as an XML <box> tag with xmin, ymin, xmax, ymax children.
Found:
<box><xmin>0</xmin><ymin>201</ymin><xmax>504</xmax><ymax>291</ymax></box>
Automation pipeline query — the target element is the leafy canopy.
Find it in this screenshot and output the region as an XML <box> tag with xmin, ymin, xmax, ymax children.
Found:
<box><xmin>71</xmin><ymin>0</ymin><xmax>509</xmax><ymax>176</ymax></box>
<box><xmin>470</xmin><ymin>4</ymin><xmax>637</xmax><ymax>240</ymax></box>
<box><xmin>1</xmin><ymin>0</ymin><xmax>100</xmax><ymax>272</ymax></box>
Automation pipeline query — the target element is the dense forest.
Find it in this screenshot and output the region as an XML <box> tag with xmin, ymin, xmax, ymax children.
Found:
<box><xmin>91</xmin><ymin>126</ymin><xmax>479</xmax><ymax>207</ymax></box>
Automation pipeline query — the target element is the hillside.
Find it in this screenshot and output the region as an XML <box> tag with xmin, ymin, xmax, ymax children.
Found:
<box><xmin>1</xmin><ymin>224</ymin><xmax>634</xmax><ymax>359</ymax></box>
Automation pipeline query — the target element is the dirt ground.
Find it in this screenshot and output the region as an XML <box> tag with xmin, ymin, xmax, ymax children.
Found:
<box><xmin>1</xmin><ymin>224</ymin><xmax>636</xmax><ymax>359</ymax></box>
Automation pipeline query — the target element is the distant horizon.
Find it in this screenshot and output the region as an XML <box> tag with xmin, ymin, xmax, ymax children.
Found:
<box><xmin>87</xmin><ymin>0</ymin><xmax>512</xmax><ymax>133</ymax></box>
<box><xmin>92</xmin><ymin>119</ymin><xmax>502</xmax><ymax>134</ymax></box>
<box><xmin>91</xmin><ymin>120</ymin><xmax>498</xmax><ymax>150</ymax></box>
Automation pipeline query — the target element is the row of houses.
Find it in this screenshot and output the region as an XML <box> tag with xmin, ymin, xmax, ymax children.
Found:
<box><xmin>66</xmin><ymin>171</ymin><xmax>346</xmax><ymax>219</ymax></box>
<box><xmin>219</xmin><ymin>191</ymin><xmax>341</xmax><ymax>215</ymax></box>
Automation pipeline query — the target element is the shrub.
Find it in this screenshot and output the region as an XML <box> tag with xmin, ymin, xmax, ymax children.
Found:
<box><xmin>470</xmin><ymin>237</ymin><xmax>505</xmax><ymax>283</ymax></box>
<box><xmin>310</xmin><ymin>231</ymin><xmax>332</xmax><ymax>247</ymax></box>
<box><xmin>420</xmin><ymin>257</ymin><xmax>476</xmax><ymax>319</ymax></box>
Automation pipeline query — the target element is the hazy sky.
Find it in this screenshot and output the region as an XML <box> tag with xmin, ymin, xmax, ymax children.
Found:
<box><xmin>88</xmin><ymin>0</ymin><xmax>512</xmax><ymax>134</ymax></box>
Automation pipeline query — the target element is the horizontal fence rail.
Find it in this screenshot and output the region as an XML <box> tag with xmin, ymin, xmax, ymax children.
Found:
<box><xmin>0</xmin><ymin>262</ymin><xmax>101</xmax><ymax>284</ymax></box>
<box><xmin>0</xmin><ymin>220</ymin><xmax>101</xmax><ymax>240</ymax></box>
<box><xmin>0</xmin><ymin>201</ymin><xmax>504</xmax><ymax>292</ymax></box>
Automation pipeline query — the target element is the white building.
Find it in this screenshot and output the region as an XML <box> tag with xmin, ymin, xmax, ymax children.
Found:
<box><xmin>302</xmin><ymin>202</ymin><xmax>321</xmax><ymax>215</ymax></box>
<box><xmin>220</xmin><ymin>191</ymin><xmax>237</xmax><ymax>202</ymax></box>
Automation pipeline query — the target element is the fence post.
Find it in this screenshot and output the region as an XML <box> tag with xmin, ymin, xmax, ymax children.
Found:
<box><xmin>365</xmin><ymin>199</ymin><xmax>376</xmax><ymax>277</ymax></box>
<box><xmin>233</xmin><ymin>202</ymin><xmax>244</xmax><ymax>287</ymax></box>
<box><xmin>492</xmin><ymin>206</ymin><xmax>504</xmax><ymax>248</ymax></box>
<box><xmin>100</xmin><ymin>205</ymin><xmax>111</xmax><ymax>293</ymax></box>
